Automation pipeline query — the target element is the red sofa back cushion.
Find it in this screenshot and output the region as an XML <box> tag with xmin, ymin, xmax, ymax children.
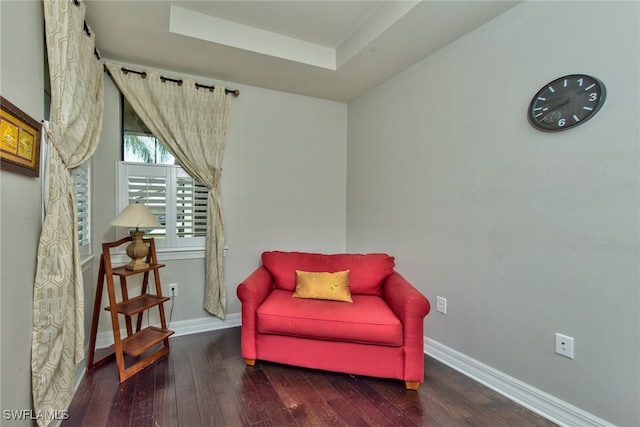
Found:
<box><xmin>262</xmin><ymin>251</ymin><xmax>395</xmax><ymax>296</ymax></box>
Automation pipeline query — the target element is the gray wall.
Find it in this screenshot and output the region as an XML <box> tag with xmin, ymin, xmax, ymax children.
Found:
<box><xmin>346</xmin><ymin>2</ymin><xmax>639</xmax><ymax>426</ymax></box>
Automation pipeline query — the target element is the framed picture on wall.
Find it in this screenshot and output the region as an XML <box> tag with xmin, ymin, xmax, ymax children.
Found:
<box><xmin>1</xmin><ymin>96</ymin><xmax>41</xmax><ymax>177</ymax></box>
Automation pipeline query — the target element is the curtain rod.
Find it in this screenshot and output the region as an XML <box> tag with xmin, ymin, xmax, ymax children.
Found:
<box><xmin>120</xmin><ymin>66</ymin><xmax>240</xmax><ymax>97</ymax></box>
<box><xmin>72</xmin><ymin>1</ymin><xmax>100</xmax><ymax>60</ymax></box>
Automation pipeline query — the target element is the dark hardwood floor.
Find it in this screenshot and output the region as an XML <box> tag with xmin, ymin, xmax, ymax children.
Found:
<box><xmin>63</xmin><ymin>327</ymin><xmax>557</xmax><ymax>427</ymax></box>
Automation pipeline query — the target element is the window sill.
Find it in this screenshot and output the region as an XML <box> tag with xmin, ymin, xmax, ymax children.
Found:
<box><xmin>110</xmin><ymin>247</ymin><xmax>205</xmax><ymax>264</ymax></box>
<box><xmin>80</xmin><ymin>254</ymin><xmax>95</xmax><ymax>272</ymax></box>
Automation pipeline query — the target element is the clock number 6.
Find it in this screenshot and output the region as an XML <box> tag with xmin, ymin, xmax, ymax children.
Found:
<box><xmin>558</xmin><ymin>118</ymin><xmax>566</xmax><ymax>127</ymax></box>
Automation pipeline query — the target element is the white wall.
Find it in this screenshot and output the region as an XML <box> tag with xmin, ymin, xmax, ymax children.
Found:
<box><xmin>0</xmin><ymin>0</ymin><xmax>44</xmax><ymax>423</ymax></box>
<box><xmin>93</xmin><ymin>68</ymin><xmax>347</xmax><ymax>333</ymax></box>
<box><xmin>346</xmin><ymin>2</ymin><xmax>639</xmax><ymax>426</ymax></box>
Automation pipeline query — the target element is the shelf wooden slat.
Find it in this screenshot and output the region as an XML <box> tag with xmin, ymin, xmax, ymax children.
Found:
<box><xmin>111</xmin><ymin>263</ymin><xmax>165</xmax><ymax>277</ymax></box>
<box><xmin>105</xmin><ymin>294</ymin><xmax>170</xmax><ymax>316</ymax></box>
<box><xmin>118</xmin><ymin>326</ymin><xmax>174</xmax><ymax>357</ymax></box>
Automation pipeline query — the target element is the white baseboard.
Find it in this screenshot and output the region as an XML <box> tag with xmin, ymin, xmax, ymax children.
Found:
<box><xmin>169</xmin><ymin>313</ymin><xmax>241</xmax><ymax>337</ymax></box>
<box><xmin>424</xmin><ymin>337</ymin><xmax>614</xmax><ymax>427</ymax></box>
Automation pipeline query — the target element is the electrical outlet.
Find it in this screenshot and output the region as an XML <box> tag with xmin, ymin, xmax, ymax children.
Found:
<box><xmin>436</xmin><ymin>296</ymin><xmax>447</xmax><ymax>314</ymax></box>
<box><xmin>555</xmin><ymin>333</ymin><xmax>574</xmax><ymax>359</ymax></box>
<box><xmin>169</xmin><ymin>283</ymin><xmax>178</xmax><ymax>297</ymax></box>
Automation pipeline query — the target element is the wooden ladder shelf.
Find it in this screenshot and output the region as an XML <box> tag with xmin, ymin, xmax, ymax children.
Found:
<box><xmin>87</xmin><ymin>236</ymin><xmax>174</xmax><ymax>382</ymax></box>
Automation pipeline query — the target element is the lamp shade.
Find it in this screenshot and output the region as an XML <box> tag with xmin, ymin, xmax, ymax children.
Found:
<box><xmin>111</xmin><ymin>203</ymin><xmax>161</xmax><ymax>229</ymax></box>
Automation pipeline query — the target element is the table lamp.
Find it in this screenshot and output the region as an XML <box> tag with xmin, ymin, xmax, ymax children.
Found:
<box><xmin>110</xmin><ymin>202</ymin><xmax>161</xmax><ymax>270</ymax></box>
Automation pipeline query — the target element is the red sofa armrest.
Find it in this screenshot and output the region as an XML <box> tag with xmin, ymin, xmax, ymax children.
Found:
<box><xmin>382</xmin><ymin>272</ymin><xmax>431</xmax><ymax>381</ymax></box>
<box><xmin>236</xmin><ymin>266</ymin><xmax>273</xmax><ymax>360</ymax></box>
<box><xmin>383</xmin><ymin>272</ymin><xmax>430</xmax><ymax>322</ymax></box>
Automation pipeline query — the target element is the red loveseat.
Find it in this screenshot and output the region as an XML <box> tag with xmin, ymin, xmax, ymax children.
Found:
<box><xmin>236</xmin><ymin>251</ymin><xmax>431</xmax><ymax>389</ymax></box>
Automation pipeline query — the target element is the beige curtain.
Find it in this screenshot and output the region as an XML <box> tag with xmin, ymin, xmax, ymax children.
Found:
<box><xmin>32</xmin><ymin>1</ymin><xmax>104</xmax><ymax>425</ymax></box>
<box><xmin>105</xmin><ymin>63</ymin><xmax>231</xmax><ymax>319</ymax></box>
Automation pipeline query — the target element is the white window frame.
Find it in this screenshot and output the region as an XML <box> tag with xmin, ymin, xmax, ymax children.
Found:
<box><xmin>116</xmin><ymin>161</ymin><xmax>207</xmax><ymax>258</ymax></box>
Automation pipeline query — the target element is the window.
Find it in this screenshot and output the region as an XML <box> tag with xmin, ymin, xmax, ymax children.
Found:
<box><xmin>117</xmin><ymin>163</ymin><xmax>208</xmax><ymax>249</ymax></box>
<box><xmin>119</xmin><ymin>96</ymin><xmax>208</xmax><ymax>252</ymax></box>
<box><xmin>124</xmin><ymin>133</ymin><xmax>175</xmax><ymax>165</ymax></box>
<box><xmin>122</xmin><ymin>96</ymin><xmax>175</xmax><ymax>165</ymax></box>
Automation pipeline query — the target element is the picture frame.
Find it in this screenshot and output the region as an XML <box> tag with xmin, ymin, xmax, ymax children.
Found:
<box><xmin>1</xmin><ymin>96</ymin><xmax>41</xmax><ymax>177</ymax></box>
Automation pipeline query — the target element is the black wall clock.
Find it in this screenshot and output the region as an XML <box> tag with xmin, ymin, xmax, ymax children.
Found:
<box><xmin>528</xmin><ymin>74</ymin><xmax>606</xmax><ymax>132</ymax></box>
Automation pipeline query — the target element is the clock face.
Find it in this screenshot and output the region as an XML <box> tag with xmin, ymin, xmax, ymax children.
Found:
<box><xmin>528</xmin><ymin>74</ymin><xmax>606</xmax><ymax>132</ymax></box>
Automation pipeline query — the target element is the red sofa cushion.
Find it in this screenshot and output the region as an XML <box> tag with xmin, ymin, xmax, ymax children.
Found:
<box><xmin>262</xmin><ymin>251</ymin><xmax>395</xmax><ymax>296</ymax></box>
<box><xmin>256</xmin><ymin>289</ymin><xmax>403</xmax><ymax>346</ymax></box>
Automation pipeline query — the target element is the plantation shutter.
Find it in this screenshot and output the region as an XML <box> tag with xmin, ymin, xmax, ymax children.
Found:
<box><xmin>118</xmin><ymin>163</ymin><xmax>167</xmax><ymax>246</ymax></box>
<box><xmin>176</xmin><ymin>171</ymin><xmax>208</xmax><ymax>239</ymax></box>
<box><xmin>72</xmin><ymin>165</ymin><xmax>90</xmax><ymax>248</ymax></box>
<box><xmin>117</xmin><ymin>163</ymin><xmax>207</xmax><ymax>248</ymax></box>
<box><xmin>128</xmin><ymin>174</ymin><xmax>167</xmax><ymax>238</ymax></box>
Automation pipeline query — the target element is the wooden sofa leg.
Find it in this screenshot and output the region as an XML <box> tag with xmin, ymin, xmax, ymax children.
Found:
<box><xmin>244</xmin><ymin>358</ymin><xmax>256</xmax><ymax>366</ymax></box>
<box><xmin>405</xmin><ymin>381</ymin><xmax>420</xmax><ymax>390</ymax></box>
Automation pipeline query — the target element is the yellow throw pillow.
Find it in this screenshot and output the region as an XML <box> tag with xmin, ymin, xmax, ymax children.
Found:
<box><xmin>293</xmin><ymin>270</ymin><xmax>352</xmax><ymax>303</ymax></box>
